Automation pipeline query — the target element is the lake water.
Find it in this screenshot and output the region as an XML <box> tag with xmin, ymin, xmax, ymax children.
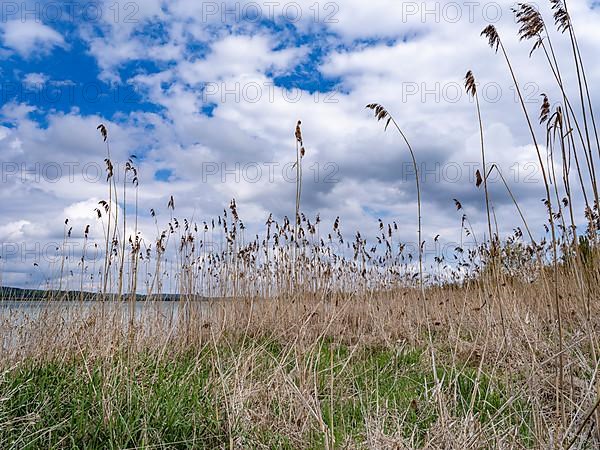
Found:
<box><xmin>0</xmin><ymin>300</ymin><xmax>215</xmax><ymax>324</ymax></box>
<box><xmin>0</xmin><ymin>300</ymin><xmax>214</xmax><ymax>351</ymax></box>
<box><xmin>2</xmin><ymin>300</ymin><xmax>176</xmax><ymax>317</ymax></box>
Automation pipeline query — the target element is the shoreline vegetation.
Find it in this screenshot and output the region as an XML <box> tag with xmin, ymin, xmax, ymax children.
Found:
<box><xmin>1</xmin><ymin>279</ymin><xmax>597</xmax><ymax>448</ymax></box>
<box><xmin>3</xmin><ymin>2</ymin><xmax>600</xmax><ymax>448</ymax></box>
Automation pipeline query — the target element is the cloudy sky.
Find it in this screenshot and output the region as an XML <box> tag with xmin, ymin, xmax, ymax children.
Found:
<box><xmin>1</xmin><ymin>0</ymin><xmax>599</xmax><ymax>289</ymax></box>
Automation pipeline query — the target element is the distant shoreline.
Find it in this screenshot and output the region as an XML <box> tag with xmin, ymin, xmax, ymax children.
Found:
<box><xmin>0</xmin><ymin>287</ymin><xmax>212</xmax><ymax>302</ymax></box>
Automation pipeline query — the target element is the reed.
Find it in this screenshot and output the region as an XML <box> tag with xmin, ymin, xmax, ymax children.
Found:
<box><xmin>365</xmin><ymin>104</ymin><xmax>424</xmax><ymax>299</ymax></box>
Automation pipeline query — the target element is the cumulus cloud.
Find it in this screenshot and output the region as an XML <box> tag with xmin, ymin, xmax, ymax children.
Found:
<box><xmin>1</xmin><ymin>20</ymin><xmax>65</xmax><ymax>57</ymax></box>
<box><xmin>23</xmin><ymin>72</ymin><xmax>49</xmax><ymax>88</ymax></box>
<box><xmin>177</xmin><ymin>34</ymin><xmax>307</xmax><ymax>84</ymax></box>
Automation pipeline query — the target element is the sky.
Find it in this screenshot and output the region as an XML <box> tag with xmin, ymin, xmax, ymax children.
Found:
<box><xmin>1</xmin><ymin>0</ymin><xmax>599</xmax><ymax>289</ymax></box>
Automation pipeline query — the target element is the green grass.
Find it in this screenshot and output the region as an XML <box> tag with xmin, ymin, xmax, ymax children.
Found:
<box><xmin>0</xmin><ymin>339</ymin><xmax>533</xmax><ymax>449</ymax></box>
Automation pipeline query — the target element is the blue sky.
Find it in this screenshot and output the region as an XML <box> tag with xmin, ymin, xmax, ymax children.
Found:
<box><xmin>1</xmin><ymin>0</ymin><xmax>600</xmax><ymax>288</ymax></box>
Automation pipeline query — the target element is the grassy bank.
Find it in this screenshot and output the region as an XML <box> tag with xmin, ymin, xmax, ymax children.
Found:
<box><xmin>1</xmin><ymin>336</ymin><xmax>531</xmax><ymax>449</ymax></box>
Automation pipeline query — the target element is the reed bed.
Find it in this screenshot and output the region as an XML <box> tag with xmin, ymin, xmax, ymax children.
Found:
<box><xmin>1</xmin><ymin>274</ymin><xmax>599</xmax><ymax>448</ymax></box>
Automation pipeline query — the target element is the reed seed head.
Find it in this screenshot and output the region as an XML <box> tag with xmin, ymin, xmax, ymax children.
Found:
<box><xmin>475</xmin><ymin>170</ymin><xmax>483</xmax><ymax>188</ymax></box>
<box><xmin>513</xmin><ymin>3</ymin><xmax>545</xmax><ymax>41</ymax></box>
<box><xmin>551</xmin><ymin>0</ymin><xmax>570</xmax><ymax>33</ymax></box>
<box><xmin>295</xmin><ymin>120</ymin><xmax>303</xmax><ymax>146</ymax></box>
<box><xmin>97</xmin><ymin>123</ymin><xmax>108</xmax><ymax>142</ymax></box>
<box><xmin>366</xmin><ymin>103</ymin><xmax>393</xmax><ymax>131</ymax></box>
<box><xmin>539</xmin><ymin>94</ymin><xmax>550</xmax><ymax>124</ymax></box>
<box><xmin>513</xmin><ymin>3</ymin><xmax>545</xmax><ymax>55</ymax></box>
<box><xmin>481</xmin><ymin>25</ymin><xmax>500</xmax><ymax>52</ymax></box>
<box><xmin>464</xmin><ymin>71</ymin><xmax>477</xmax><ymax>97</ymax></box>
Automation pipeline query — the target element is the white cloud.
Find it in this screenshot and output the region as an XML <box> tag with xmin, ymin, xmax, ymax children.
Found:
<box><xmin>1</xmin><ymin>21</ymin><xmax>65</xmax><ymax>57</ymax></box>
<box><xmin>23</xmin><ymin>72</ymin><xmax>49</xmax><ymax>88</ymax></box>
<box><xmin>177</xmin><ymin>34</ymin><xmax>307</xmax><ymax>84</ymax></box>
<box><xmin>0</xmin><ymin>125</ymin><xmax>10</xmax><ymax>141</ymax></box>
<box><xmin>0</xmin><ymin>220</ymin><xmax>31</xmax><ymax>242</ymax></box>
